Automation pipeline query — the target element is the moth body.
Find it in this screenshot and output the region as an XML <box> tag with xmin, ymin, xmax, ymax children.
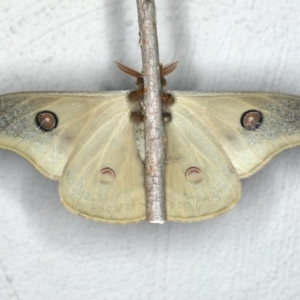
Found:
<box><xmin>0</xmin><ymin>65</ymin><xmax>300</xmax><ymax>223</ymax></box>
<box><xmin>120</xmin><ymin>62</ymin><xmax>177</xmax><ymax>163</ymax></box>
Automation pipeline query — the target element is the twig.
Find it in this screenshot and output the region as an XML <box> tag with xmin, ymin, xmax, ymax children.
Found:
<box><xmin>136</xmin><ymin>0</ymin><xmax>166</xmax><ymax>224</ymax></box>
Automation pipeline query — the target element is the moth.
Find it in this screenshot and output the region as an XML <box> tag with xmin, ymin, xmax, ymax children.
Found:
<box><xmin>0</xmin><ymin>62</ymin><xmax>300</xmax><ymax>224</ymax></box>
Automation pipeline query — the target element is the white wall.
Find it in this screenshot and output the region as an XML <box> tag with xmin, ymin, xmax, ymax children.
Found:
<box><xmin>0</xmin><ymin>1</ymin><xmax>300</xmax><ymax>299</ymax></box>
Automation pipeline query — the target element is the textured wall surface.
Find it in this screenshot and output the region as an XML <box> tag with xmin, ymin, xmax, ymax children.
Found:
<box><xmin>0</xmin><ymin>1</ymin><xmax>300</xmax><ymax>299</ymax></box>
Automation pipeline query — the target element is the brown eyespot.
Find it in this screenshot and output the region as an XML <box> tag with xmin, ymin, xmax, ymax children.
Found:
<box><xmin>98</xmin><ymin>168</ymin><xmax>116</xmax><ymax>183</ymax></box>
<box><xmin>36</xmin><ymin>111</ymin><xmax>58</xmax><ymax>131</ymax></box>
<box><xmin>241</xmin><ymin>110</ymin><xmax>263</xmax><ymax>130</ymax></box>
<box><xmin>185</xmin><ymin>167</ymin><xmax>203</xmax><ymax>183</ymax></box>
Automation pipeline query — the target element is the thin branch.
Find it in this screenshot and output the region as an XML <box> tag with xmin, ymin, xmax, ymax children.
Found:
<box><xmin>136</xmin><ymin>0</ymin><xmax>166</xmax><ymax>224</ymax></box>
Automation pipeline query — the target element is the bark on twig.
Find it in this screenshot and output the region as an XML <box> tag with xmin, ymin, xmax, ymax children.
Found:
<box><xmin>136</xmin><ymin>0</ymin><xmax>166</xmax><ymax>224</ymax></box>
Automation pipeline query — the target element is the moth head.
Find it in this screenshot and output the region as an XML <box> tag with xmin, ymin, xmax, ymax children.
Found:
<box><xmin>114</xmin><ymin>61</ymin><xmax>178</xmax><ymax>88</ymax></box>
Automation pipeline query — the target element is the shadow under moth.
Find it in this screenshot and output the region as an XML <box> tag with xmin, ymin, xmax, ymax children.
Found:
<box><xmin>0</xmin><ymin>62</ymin><xmax>299</xmax><ymax>224</ymax></box>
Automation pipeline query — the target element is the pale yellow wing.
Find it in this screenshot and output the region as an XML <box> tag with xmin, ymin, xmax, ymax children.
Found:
<box><xmin>0</xmin><ymin>92</ymin><xmax>125</xmax><ymax>179</ymax></box>
<box><xmin>172</xmin><ymin>92</ymin><xmax>300</xmax><ymax>178</ymax></box>
<box><xmin>58</xmin><ymin>98</ymin><xmax>146</xmax><ymax>223</ymax></box>
<box><xmin>0</xmin><ymin>92</ymin><xmax>146</xmax><ymax>223</ymax></box>
<box><xmin>165</xmin><ymin>106</ymin><xmax>241</xmax><ymax>222</ymax></box>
